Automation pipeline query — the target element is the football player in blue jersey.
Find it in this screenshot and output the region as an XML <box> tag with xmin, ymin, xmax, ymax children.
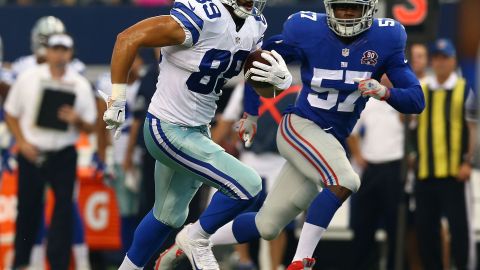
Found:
<box><xmin>156</xmin><ymin>0</ymin><xmax>425</xmax><ymax>269</ymax></box>
<box><xmin>101</xmin><ymin>0</ymin><xmax>295</xmax><ymax>269</ymax></box>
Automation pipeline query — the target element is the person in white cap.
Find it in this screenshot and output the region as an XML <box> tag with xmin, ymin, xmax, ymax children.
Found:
<box><xmin>0</xmin><ymin>19</ymin><xmax>92</xmax><ymax>270</ymax></box>
<box><xmin>8</xmin><ymin>16</ymin><xmax>86</xmax><ymax>81</ymax></box>
<box><xmin>4</xmin><ymin>33</ymin><xmax>97</xmax><ymax>270</ymax></box>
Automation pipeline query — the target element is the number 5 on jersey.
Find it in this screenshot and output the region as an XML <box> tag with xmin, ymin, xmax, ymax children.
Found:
<box><xmin>308</xmin><ymin>68</ymin><xmax>371</xmax><ymax>112</ymax></box>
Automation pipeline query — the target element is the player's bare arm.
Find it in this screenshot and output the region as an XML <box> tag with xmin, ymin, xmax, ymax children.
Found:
<box><xmin>103</xmin><ymin>16</ymin><xmax>185</xmax><ymax>136</ymax></box>
<box><xmin>111</xmin><ymin>16</ymin><xmax>185</xmax><ymax>84</ymax></box>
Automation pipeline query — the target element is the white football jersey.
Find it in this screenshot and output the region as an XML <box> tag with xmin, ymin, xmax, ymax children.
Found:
<box><xmin>148</xmin><ymin>0</ymin><xmax>267</xmax><ymax>126</ymax></box>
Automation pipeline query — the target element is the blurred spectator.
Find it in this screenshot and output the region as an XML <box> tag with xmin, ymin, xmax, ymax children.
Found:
<box><xmin>96</xmin><ymin>53</ymin><xmax>145</xmax><ymax>255</ymax></box>
<box><xmin>414</xmin><ymin>38</ymin><xmax>477</xmax><ymax>270</ymax></box>
<box><xmin>4</xmin><ymin>33</ymin><xmax>97</xmax><ymax>270</ymax></box>
<box><xmin>3</xmin><ymin>16</ymin><xmax>91</xmax><ymax>270</ymax></box>
<box><xmin>404</xmin><ymin>42</ymin><xmax>428</xmax><ymax>270</ymax></box>
<box><xmin>409</xmin><ymin>42</ymin><xmax>429</xmax><ymax>82</ymax></box>
<box><xmin>348</xmin><ymin>75</ymin><xmax>404</xmax><ymax>270</ymax></box>
<box><xmin>6</xmin><ymin>16</ymin><xmax>85</xmax><ymax>86</ymax></box>
<box><xmin>0</xmin><ymin>34</ymin><xmax>14</xmax><ymax>176</ymax></box>
<box><xmin>129</xmin><ymin>49</ymin><xmax>159</xmax><ymax>219</ymax></box>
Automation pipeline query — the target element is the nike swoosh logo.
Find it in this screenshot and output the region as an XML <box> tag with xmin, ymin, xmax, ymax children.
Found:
<box><xmin>117</xmin><ymin>110</ymin><xmax>122</xmax><ymax>119</ymax></box>
<box><xmin>188</xmin><ymin>2</ymin><xmax>195</xmax><ymax>10</ymax></box>
<box><xmin>404</xmin><ymin>59</ymin><xmax>408</xmax><ymax>63</ymax></box>
<box><xmin>192</xmin><ymin>257</ymin><xmax>202</xmax><ymax>270</ymax></box>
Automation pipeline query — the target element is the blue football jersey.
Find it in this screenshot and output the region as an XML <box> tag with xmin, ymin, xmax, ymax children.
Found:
<box><xmin>258</xmin><ymin>12</ymin><xmax>424</xmax><ymax>142</ymax></box>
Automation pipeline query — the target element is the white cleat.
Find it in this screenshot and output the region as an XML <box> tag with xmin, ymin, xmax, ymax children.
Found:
<box><xmin>155</xmin><ymin>243</ymin><xmax>186</xmax><ymax>270</ymax></box>
<box><xmin>175</xmin><ymin>225</ymin><xmax>220</xmax><ymax>270</ymax></box>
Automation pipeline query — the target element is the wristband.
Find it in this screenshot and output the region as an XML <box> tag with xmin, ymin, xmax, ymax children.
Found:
<box><xmin>111</xmin><ymin>83</ymin><xmax>127</xmax><ymax>101</ymax></box>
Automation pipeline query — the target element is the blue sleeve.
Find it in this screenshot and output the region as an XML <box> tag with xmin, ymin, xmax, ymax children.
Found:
<box><xmin>261</xmin><ymin>34</ymin><xmax>302</xmax><ymax>64</ymax></box>
<box><xmin>243</xmin><ymin>83</ymin><xmax>260</xmax><ymax>116</ymax></box>
<box><xmin>261</xmin><ymin>12</ymin><xmax>306</xmax><ymax>64</ymax></box>
<box><xmin>384</xmin><ymin>25</ymin><xmax>425</xmax><ymax>114</ymax></box>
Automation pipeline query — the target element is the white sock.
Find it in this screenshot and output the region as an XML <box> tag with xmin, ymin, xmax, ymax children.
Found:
<box><xmin>293</xmin><ymin>222</ymin><xmax>326</xmax><ymax>261</ymax></box>
<box><xmin>209</xmin><ymin>221</ymin><xmax>239</xmax><ymax>245</ymax></box>
<box><xmin>187</xmin><ymin>221</ymin><xmax>211</xmax><ymax>240</ymax></box>
<box><xmin>73</xmin><ymin>244</ymin><xmax>91</xmax><ymax>270</ymax></box>
<box><xmin>118</xmin><ymin>255</ymin><xmax>143</xmax><ymax>270</ymax></box>
<box><xmin>29</xmin><ymin>244</ymin><xmax>45</xmax><ymax>270</ymax></box>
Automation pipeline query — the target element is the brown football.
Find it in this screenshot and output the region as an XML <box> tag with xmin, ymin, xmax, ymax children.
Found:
<box><xmin>244</xmin><ymin>50</ymin><xmax>279</xmax><ymax>98</ymax></box>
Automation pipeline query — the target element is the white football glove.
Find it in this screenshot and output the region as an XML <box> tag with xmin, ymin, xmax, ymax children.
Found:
<box><xmin>233</xmin><ymin>113</ymin><xmax>258</xmax><ymax>148</ymax></box>
<box><xmin>354</xmin><ymin>78</ymin><xmax>391</xmax><ymax>101</ymax></box>
<box><xmin>250</xmin><ymin>50</ymin><xmax>293</xmax><ymax>90</ymax></box>
<box><xmin>98</xmin><ymin>84</ymin><xmax>127</xmax><ymax>139</ymax></box>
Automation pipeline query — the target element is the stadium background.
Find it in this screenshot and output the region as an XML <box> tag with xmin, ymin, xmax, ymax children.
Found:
<box><xmin>0</xmin><ymin>0</ymin><xmax>479</xmax><ymax>269</ymax></box>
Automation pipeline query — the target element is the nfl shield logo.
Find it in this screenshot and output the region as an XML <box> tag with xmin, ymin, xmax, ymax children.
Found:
<box><xmin>342</xmin><ymin>48</ymin><xmax>350</xmax><ymax>57</ymax></box>
<box><xmin>235</xmin><ymin>37</ymin><xmax>241</xmax><ymax>44</ymax></box>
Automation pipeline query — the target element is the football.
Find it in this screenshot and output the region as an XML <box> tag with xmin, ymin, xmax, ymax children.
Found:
<box><xmin>244</xmin><ymin>50</ymin><xmax>280</xmax><ymax>98</ymax></box>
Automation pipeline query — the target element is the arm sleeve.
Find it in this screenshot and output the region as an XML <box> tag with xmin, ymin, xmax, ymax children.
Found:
<box><xmin>384</xmin><ymin>25</ymin><xmax>425</xmax><ymax>114</ymax></box>
<box><xmin>77</xmin><ymin>80</ymin><xmax>97</xmax><ymax>125</ymax></box>
<box><xmin>4</xmin><ymin>74</ymin><xmax>24</xmax><ymax>117</ymax></box>
<box><xmin>243</xmin><ymin>83</ymin><xmax>261</xmax><ymax>116</ymax></box>
<box><xmin>170</xmin><ymin>1</ymin><xmax>205</xmax><ymax>46</ymax></box>
<box><xmin>262</xmin><ymin>34</ymin><xmax>302</xmax><ymax>64</ymax></box>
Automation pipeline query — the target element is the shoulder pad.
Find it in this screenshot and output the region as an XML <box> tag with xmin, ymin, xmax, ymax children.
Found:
<box><xmin>283</xmin><ymin>11</ymin><xmax>325</xmax><ymax>46</ymax></box>
<box><xmin>372</xmin><ymin>18</ymin><xmax>407</xmax><ymax>49</ymax></box>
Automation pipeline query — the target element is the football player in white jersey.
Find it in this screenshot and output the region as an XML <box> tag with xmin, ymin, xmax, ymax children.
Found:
<box><xmin>102</xmin><ymin>0</ymin><xmax>292</xmax><ymax>269</ymax></box>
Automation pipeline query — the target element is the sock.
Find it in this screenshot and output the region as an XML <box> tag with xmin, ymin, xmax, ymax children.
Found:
<box><xmin>188</xmin><ymin>220</ymin><xmax>211</xmax><ymax>240</ymax></box>
<box><xmin>73</xmin><ymin>244</ymin><xmax>91</xmax><ymax>269</ymax></box>
<box><xmin>121</xmin><ymin>216</ymin><xmax>138</xmax><ymax>254</ymax></box>
<box><xmin>34</xmin><ymin>214</ymin><xmax>46</xmax><ymax>245</ymax></box>
<box><xmin>210</xmin><ymin>212</ymin><xmax>261</xmax><ymax>245</ymax></box>
<box><xmin>29</xmin><ymin>244</ymin><xmax>46</xmax><ymax>270</ymax></box>
<box><xmin>119</xmin><ymin>255</ymin><xmax>143</xmax><ymax>270</ymax></box>
<box><xmin>293</xmin><ymin>189</ymin><xmax>341</xmax><ymax>260</ymax></box>
<box><xmin>198</xmin><ymin>191</ymin><xmax>257</xmax><ymax>234</ymax></box>
<box><xmin>209</xmin><ymin>221</ymin><xmax>236</xmax><ymax>245</ymax></box>
<box><xmin>293</xmin><ymin>223</ymin><xmax>326</xmax><ymax>261</ymax></box>
<box><xmin>126</xmin><ymin>210</ymin><xmax>172</xmax><ymax>267</ymax></box>
<box><xmin>72</xmin><ymin>203</ymin><xmax>86</xmax><ymax>245</ymax></box>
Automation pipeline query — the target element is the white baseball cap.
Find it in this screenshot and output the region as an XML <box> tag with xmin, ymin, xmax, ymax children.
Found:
<box><xmin>47</xmin><ymin>33</ymin><xmax>73</xmax><ymax>48</ymax></box>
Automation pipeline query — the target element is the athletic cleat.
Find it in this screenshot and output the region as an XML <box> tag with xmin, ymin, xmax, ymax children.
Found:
<box><xmin>286</xmin><ymin>258</ymin><xmax>316</xmax><ymax>270</ymax></box>
<box><xmin>155</xmin><ymin>243</ymin><xmax>186</xmax><ymax>270</ymax></box>
<box><xmin>175</xmin><ymin>225</ymin><xmax>220</xmax><ymax>270</ymax></box>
